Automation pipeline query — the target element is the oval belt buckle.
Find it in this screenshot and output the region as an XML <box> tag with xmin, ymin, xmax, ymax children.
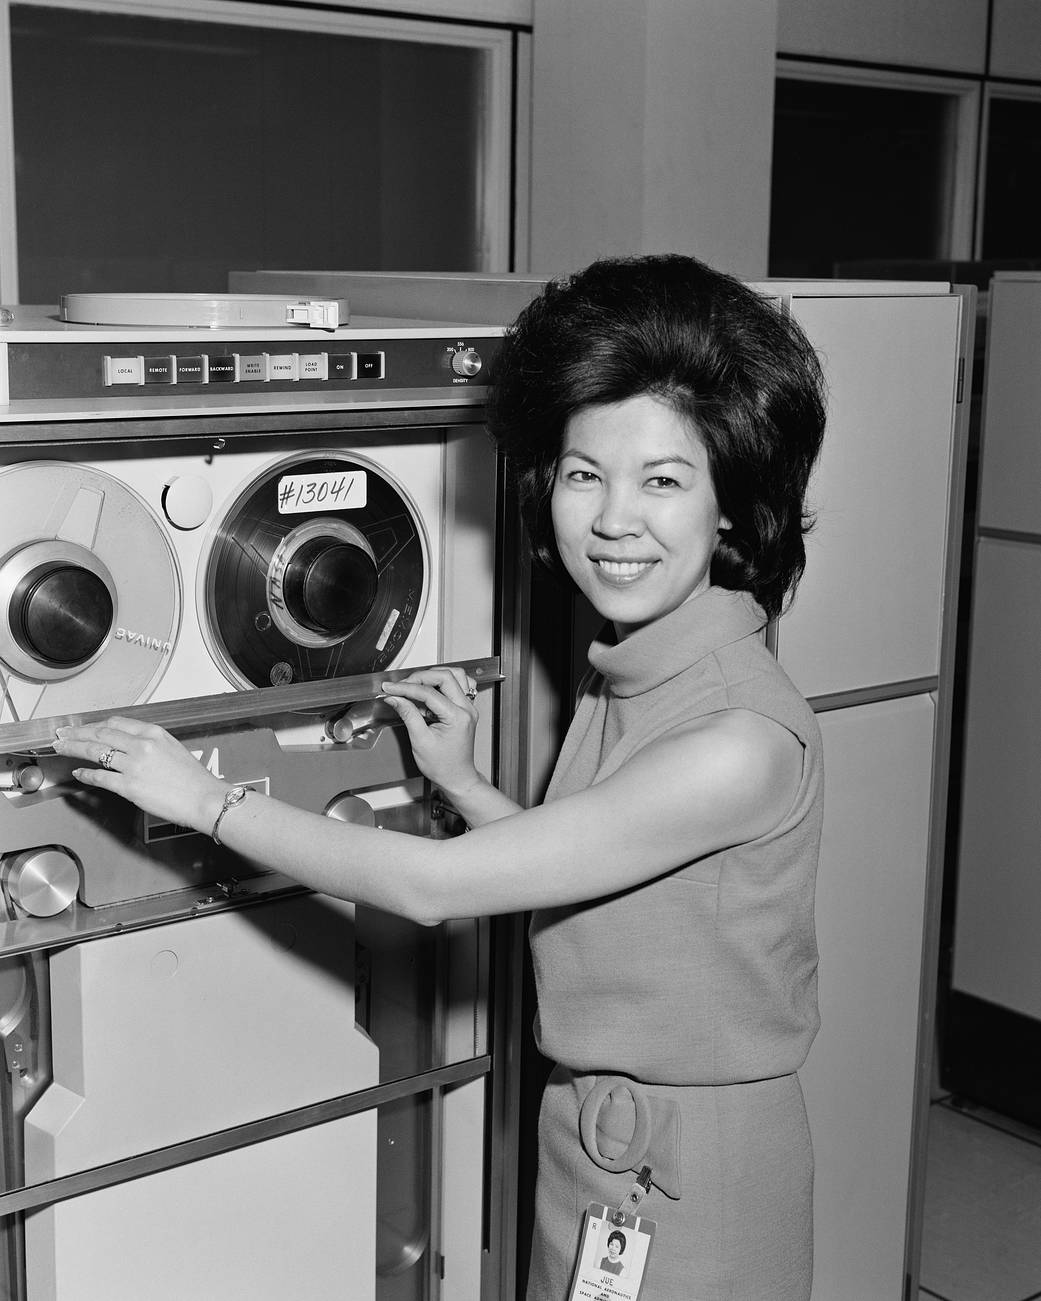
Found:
<box><xmin>577</xmin><ymin>1076</ymin><xmax>655</xmax><ymax>1224</ymax></box>
<box><xmin>578</xmin><ymin>1075</ymin><xmax>653</xmax><ymax>1172</ymax></box>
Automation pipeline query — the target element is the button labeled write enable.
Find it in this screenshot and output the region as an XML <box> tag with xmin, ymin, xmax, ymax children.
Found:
<box><xmin>237</xmin><ymin>355</ymin><xmax>266</xmax><ymax>381</ymax></box>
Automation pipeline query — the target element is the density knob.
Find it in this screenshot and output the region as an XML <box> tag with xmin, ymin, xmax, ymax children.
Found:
<box><xmin>282</xmin><ymin>538</ymin><xmax>379</xmax><ymax>637</ymax></box>
<box><xmin>12</xmin><ymin>563</ymin><xmax>113</xmax><ymax>666</ymax></box>
<box><xmin>451</xmin><ymin>349</ymin><xmax>482</xmax><ymax>378</ymax></box>
<box><xmin>4</xmin><ymin>848</ymin><xmax>80</xmax><ymax>917</ymax></box>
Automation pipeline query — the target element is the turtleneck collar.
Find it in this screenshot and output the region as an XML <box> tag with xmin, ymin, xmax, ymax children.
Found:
<box><xmin>587</xmin><ymin>586</ymin><xmax>767</xmax><ymax>699</ymax></box>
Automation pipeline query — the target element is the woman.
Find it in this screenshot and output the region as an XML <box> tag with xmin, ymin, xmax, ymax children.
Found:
<box><xmin>54</xmin><ymin>254</ymin><xmax>827</xmax><ymax>1299</ymax></box>
<box><xmin>600</xmin><ymin>1230</ymin><xmax>627</xmax><ymax>1276</ymax></box>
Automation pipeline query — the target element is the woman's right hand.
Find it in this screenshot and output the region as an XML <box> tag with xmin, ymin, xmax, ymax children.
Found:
<box><xmin>381</xmin><ymin>666</ymin><xmax>481</xmax><ymax>798</ymax></box>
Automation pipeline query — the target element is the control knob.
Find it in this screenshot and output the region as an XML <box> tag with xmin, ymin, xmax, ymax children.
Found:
<box><xmin>3</xmin><ymin>847</ymin><xmax>80</xmax><ymax>917</ymax></box>
<box><xmin>451</xmin><ymin>349</ymin><xmax>483</xmax><ymax>378</ymax></box>
<box><xmin>0</xmin><ymin>763</ymin><xmax>44</xmax><ymax>793</ymax></box>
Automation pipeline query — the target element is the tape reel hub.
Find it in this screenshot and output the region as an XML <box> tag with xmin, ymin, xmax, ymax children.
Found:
<box><xmin>278</xmin><ymin>524</ymin><xmax>379</xmax><ymax>640</ymax></box>
<box><xmin>14</xmin><ymin>561</ymin><xmax>114</xmax><ymax>666</ymax></box>
<box><xmin>0</xmin><ymin>539</ymin><xmax>118</xmax><ymax>680</ymax></box>
<box><xmin>3</xmin><ymin>847</ymin><xmax>80</xmax><ymax>918</ymax></box>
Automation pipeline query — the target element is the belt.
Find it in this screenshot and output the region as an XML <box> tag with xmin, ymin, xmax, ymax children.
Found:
<box><xmin>577</xmin><ymin>1074</ymin><xmax>682</xmax><ymax>1200</ymax></box>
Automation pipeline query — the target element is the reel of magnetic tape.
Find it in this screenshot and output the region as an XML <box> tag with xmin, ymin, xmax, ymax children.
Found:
<box><xmin>202</xmin><ymin>451</ymin><xmax>428</xmax><ymax>690</ymax></box>
<box><xmin>60</xmin><ymin>291</ymin><xmax>349</xmax><ymax>330</ymax></box>
<box><xmin>0</xmin><ymin>445</ymin><xmax>433</xmax><ymax>726</ymax></box>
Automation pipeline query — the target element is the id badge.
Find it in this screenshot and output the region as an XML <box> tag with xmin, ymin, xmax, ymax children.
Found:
<box><xmin>567</xmin><ymin>1202</ymin><xmax>656</xmax><ymax>1301</ymax></box>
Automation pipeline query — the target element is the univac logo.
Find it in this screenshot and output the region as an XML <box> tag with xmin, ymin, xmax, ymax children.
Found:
<box><xmin>115</xmin><ymin>627</ymin><xmax>173</xmax><ymax>655</ymax></box>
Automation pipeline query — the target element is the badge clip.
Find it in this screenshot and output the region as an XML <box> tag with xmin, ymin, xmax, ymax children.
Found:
<box><xmin>612</xmin><ymin>1165</ymin><xmax>652</xmax><ymax>1225</ymax></box>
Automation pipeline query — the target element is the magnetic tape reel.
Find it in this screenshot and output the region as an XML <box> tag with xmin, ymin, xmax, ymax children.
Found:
<box><xmin>0</xmin><ymin>450</ymin><xmax>430</xmax><ymax>722</ymax></box>
<box><xmin>0</xmin><ymin>462</ymin><xmax>181</xmax><ymax>721</ymax></box>
<box><xmin>201</xmin><ymin>451</ymin><xmax>430</xmax><ymax>690</ymax></box>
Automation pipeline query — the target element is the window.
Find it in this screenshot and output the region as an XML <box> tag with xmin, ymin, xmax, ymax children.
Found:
<box><xmin>770</xmin><ymin>65</ymin><xmax>978</xmax><ymax>278</ymax></box>
<box><xmin>980</xmin><ymin>90</ymin><xmax>1041</xmax><ymax>259</ymax></box>
<box><xmin>0</xmin><ymin>0</ymin><xmax>519</xmax><ymax>303</ymax></box>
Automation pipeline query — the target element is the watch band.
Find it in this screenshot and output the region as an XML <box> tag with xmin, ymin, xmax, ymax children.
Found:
<box><xmin>211</xmin><ymin>784</ymin><xmax>249</xmax><ymax>846</ymax></box>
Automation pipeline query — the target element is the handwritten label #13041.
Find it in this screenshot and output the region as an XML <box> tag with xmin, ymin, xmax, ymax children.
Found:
<box><xmin>277</xmin><ymin>470</ymin><xmax>367</xmax><ymax>514</ymax></box>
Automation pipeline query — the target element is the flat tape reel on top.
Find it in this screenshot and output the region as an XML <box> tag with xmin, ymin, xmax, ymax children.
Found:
<box><xmin>200</xmin><ymin>452</ymin><xmax>429</xmax><ymax>690</ymax></box>
<box><xmin>60</xmin><ymin>293</ymin><xmax>348</xmax><ymax>330</ymax></box>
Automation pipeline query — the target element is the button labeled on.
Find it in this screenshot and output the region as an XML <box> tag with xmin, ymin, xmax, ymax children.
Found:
<box><xmin>328</xmin><ymin>354</ymin><xmax>356</xmax><ymax>381</ymax></box>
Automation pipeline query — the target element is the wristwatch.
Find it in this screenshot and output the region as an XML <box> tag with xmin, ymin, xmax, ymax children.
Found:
<box><xmin>211</xmin><ymin>784</ymin><xmax>249</xmax><ymax>846</ymax></box>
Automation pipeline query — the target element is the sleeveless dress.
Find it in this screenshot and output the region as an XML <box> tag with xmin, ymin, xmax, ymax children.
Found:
<box><xmin>525</xmin><ymin>586</ymin><xmax>823</xmax><ymax>1301</ymax></box>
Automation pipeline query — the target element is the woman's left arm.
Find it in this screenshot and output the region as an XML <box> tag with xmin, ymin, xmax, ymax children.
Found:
<box><xmin>53</xmin><ymin>708</ymin><xmax>803</xmax><ymax>926</ymax></box>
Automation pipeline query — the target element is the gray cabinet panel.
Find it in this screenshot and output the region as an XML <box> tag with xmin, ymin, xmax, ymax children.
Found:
<box><xmin>777</xmin><ymin>292</ymin><xmax>961</xmax><ymax>697</ymax></box>
<box><xmin>807</xmin><ymin>696</ymin><xmax>936</xmax><ymax>1300</ymax></box>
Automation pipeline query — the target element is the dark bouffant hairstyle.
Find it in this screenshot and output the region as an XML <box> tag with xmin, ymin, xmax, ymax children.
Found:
<box><xmin>485</xmin><ymin>254</ymin><xmax>827</xmax><ymax>619</ymax></box>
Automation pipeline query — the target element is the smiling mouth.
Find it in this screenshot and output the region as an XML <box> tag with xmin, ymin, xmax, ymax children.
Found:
<box><xmin>593</xmin><ymin>559</ymin><xmax>656</xmax><ymax>582</ymax></box>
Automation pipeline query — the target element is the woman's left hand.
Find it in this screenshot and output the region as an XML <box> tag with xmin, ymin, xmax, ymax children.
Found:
<box><xmin>380</xmin><ymin>666</ymin><xmax>480</xmax><ymax>794</ymax></box>
<box><xmin>53</xmin><ymin>717</ymin><xmax>227</xmax><ymax>833</ymax></box>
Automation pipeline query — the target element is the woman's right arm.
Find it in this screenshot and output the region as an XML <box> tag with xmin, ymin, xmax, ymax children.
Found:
<box><xmin>380</xmin><ymin>667</ymin><xmax>523</xmax><ymax>827</ymax></box>
<box><xmin>53</xmin><ymin>704</ymin><xmax>801</xmax><ymax>926</ymax></box>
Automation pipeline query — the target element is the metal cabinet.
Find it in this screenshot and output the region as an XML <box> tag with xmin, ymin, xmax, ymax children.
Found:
<box><xmin>947</xmin><ymin>272</ymin><xmax>1041</xmax><ymax>1124</ymax></box>
<box><xmin>769</xmin><ymin>281</ymin><xmax>972</xmax><ymax>1301</ymax></box>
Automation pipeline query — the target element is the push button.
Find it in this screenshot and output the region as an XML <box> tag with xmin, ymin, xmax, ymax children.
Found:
<box><xmin>176</xmin><ymin>355</ymin><xmax>205</xmax><ymax>384</ymax></box>
<box><xmin>299</xmin><ymin>353</ymin><xmax>328</xmax><ymax>380</ymax></box>
<box><xmin>103</xmin><ymin>356</ymin><xmax>143</xmax><ymax>385</ymax></box>
<box><xmin>328</xmin><ymin>354</ymin><xmax>355</xmax><ymax>381</ymax></box>
<box><xmin>267</xmin><ymin>354</ymin><xmax>299</xmax><ymax>381</ymax></box>
<box><xmin>237</xmin><ymin>354</ymin><xmax>266</xmax><ymax>382</ymax></box>
<box><xmin>207</xmin><ymin>355</ymin><xmax>235</xmax><ymax>382</ymax></box>
<box><xmin>356</xmin><ymin>352</ymin><xmax>385</xmax><ymax>380</ymax></box>
<box><xmin>143</xmin><ymin>356</ymin><xmax>174</xmax><ymax>384</ymax></box>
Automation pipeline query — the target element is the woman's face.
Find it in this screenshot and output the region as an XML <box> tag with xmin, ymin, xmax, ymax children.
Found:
<box><xmin>607</xmin><ymin>1239</ymin><xmax>622</xmax><ymax>1260</ymax></box>
<box><xmin>551</xmin><ymin>394</ymin><xmax>727</xmax><ymax>638</ymax></box>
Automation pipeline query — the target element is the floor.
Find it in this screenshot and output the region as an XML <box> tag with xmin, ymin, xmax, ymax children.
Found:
<box><xmin>918</xmin><ymin>1097</ymin><xmax>1041</xmax><ymax>1301</ymax></box>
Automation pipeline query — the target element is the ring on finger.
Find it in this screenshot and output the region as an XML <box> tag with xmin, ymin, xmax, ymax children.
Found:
<box><xmin>465</xmin><ymin>686</ymin><xmax>478</xmax><ymax>702</ymax></box>
<box><xmin>98</xmin><ymin>747</ymin><xmax>118</xmax><ymax>771</ymax></box>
